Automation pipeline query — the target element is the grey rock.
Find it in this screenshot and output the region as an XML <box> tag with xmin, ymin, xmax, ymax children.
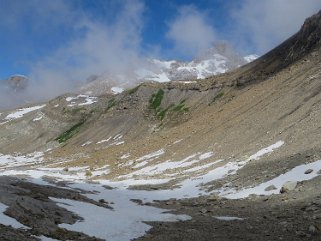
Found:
<box><xmin>280</xmin><ymin>181</ymin><xmax>298</xmax><ymax>193</ymax></box>
<box><xmin>265</xmin><ymin>185</ymin><xmax>277</xmax><ymax>191</ymax></box>
<box><xmin>200</xmin><ymin>208</ymin><xmax>208</xmax><ymax>214</ymax></box>
<box><xmin>304</xmin><ymin>169</ymin><xmax>313</xmax><ymax>174</ymax></box>
<box><xmin>308</xmin><ymin>225</ymin><xmax>317</xmax><ymax>233</ymax></box>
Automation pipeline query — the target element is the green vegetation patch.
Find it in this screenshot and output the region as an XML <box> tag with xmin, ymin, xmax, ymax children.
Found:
<box><xmin>148</xmin><ymin>90</ymin><xmax>190</xmax><ymax>121</ymax></box>
<box><xmin>126</xmin><ymin>85</ymin><xmax>141</xmax><ymax>95</ymax></box>
<box><xmin>157</xmin><ymin>105</ymin><xmax>173</xmax><ymax>121</ymax></box>
<box><xmin>55</xmin><ymin>119</ymin><xmax>86</xmax><ymax>143</ymax></box>
<box><xmin>107</xmin><ymin>98</ymin><xmax>116</xmax><ymax>110</ymax></box>
<box><xmin>210</xmin><ymin>91</ymin><xmax>224</xmax><ymax>105</ymax></box>
<box><xmin>149</xmin><ymin>89</ymin><xmax>165</xmax><ymax>110</ymax></box>
<box><xmin>171</xmin><ymin>99</ymin><xmax>189</xmax><ymax>113</ymax></box>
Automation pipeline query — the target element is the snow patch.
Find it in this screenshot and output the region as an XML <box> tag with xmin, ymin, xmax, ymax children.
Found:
<box><xmin>111</xmin><ymin>87</ymin><xmax>124</xmax><ymax>94</ymax></box>
<box><xmin>51</xmin><ymin>197</ymin><xmax>190</xmax><ymax>241</ymax></box>
<box><xmin>248</xmin><ymin>141</ymin><xmax>284</xmax><ymax>161</ymax></box>
<box><xmin>213</xmin><ymin>216</ymin><xmax>244</xmax><ymax>221</ymax></box>
<box><xmin>5</xmin><ymin>105</ymin><xmax>46</xmax><ymax>120</ymax></box>
<box><xmin>223</xmin><ymin>159</ymin><xmax>321</xmax><ymax>199</ymax></box>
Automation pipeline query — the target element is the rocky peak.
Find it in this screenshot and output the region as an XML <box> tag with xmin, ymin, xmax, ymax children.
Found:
<box><xmin>286</xmin><ymin>10</ymin><xmax>321</xmax><ymax>62</ymax></box>
<box><xmin>6</xmin><ymin>75</ymin><xmax>29</xmax><ymax>92</ymax></box>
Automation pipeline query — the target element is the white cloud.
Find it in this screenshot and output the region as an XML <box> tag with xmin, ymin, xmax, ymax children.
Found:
<box><xmin>166</xmin><ymin>5</ymin><xmax>216</xmax><ymax>58</ymax></box>
<box><xmin>232</xmin><ymin>0</ymin><xmax>321</xmax><ymax>53</ymax></box>
<box><xmin>30</xmin><ymin>0</ymin><xmax>146</xmax><ymax>91</ymax></box>
<box><xmin>0</xmin><ymin>0</ymin><xmax>148</xmax><ymax>109</ymax></box>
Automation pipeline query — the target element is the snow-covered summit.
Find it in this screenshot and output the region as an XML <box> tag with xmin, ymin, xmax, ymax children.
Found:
<box><xmin>81</xmin><ymin>44</ymin><xmax>258</xmax><ymax>95</ymax></box>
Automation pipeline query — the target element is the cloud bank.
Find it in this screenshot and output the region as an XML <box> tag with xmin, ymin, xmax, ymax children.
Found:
<box><xmin>166</xmin><ymin>5</ymin><xmax>216</xmax><ymax>59</ymax></box>
<box><xmin>29</xmin><ymin>0</ymin><xmax>146</xmax><ymax>98</ymax></box>
<box><xmin>1</xmin><ymin>0</ymin><xmax>321</xmax><ymax>110</ymax></box>
<box><xmin>231</xmin><ymin>0</ymin><xmax>321</xmax><ymax>53</ymax></box>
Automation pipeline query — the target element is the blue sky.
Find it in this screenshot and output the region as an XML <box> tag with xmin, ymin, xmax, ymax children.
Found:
<box><xmin>0</xmin><ymin>0</ymin><xmax>321</xmax><ymax>81</ymax></box>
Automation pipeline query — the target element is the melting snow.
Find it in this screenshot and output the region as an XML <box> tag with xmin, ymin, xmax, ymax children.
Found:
<box><xmin>97</xmin><ymin>137</ymin><xmax>112</xmax><ymax>144</ymax></box>
<box><xmin>111</xmin><ymin>87</ymin><xmax>124</xmax><ymax>94</ymax></box>
<box><xmin>96</xmin><ymin>135</ymin><xmax>124</xmax><ymax>147</ymax></box>
<box><xmin>81</xmin><ymin>141</ymin><xmax>92</xmax><ymax>147</ymax></box>
<box><xmin>248</xmin><ymin>141</ymin><xmax>284</xmax><ymax>160</ymax></box>
<box><xmin>131</xmin><ymin>149</ymin><xmax>165</xmax><ymax>168</ymax></box>
<box><xmin>223</xmin><ymin>159</ymin><xmax>321</xmax><ymax>199</ymax></box>
<box><xmin>66</xmin><ymin>95</ymin><xmax>97</xmax><ymax>107</ymax></box>
<box><xmin>51</xmin><ymin>196</ymin><xmax>190</xmax><ymax>241</ymax></box>
<box><xmin>5</xmin><ymin>105</ymin><xmax>46</xmax><ymax>120</ymax></box>
<box><xmin>213</xmin><ymin>216</ymin><xmax>244</xmax><ymax>221</ymax></box>
<box><xmin>0</xmin><ymin>140</ymin><xmax>291</xmax><ymax>240</ymax></box>
<box><xmin>38</xmin><ymin>235</ymin><xmax>60</xmax><ymax>241</ymax></box>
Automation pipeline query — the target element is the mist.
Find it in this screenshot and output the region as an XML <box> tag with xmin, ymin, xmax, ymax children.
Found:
<box><xmin>1</xmin><ymin>0</ymin><xmax>321</xmax><ymax>111</ymax></box>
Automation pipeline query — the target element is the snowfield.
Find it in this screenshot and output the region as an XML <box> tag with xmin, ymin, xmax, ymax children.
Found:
<box><xmin>4</xmin><ymin>104</ymin><xmax>46</xmax><ymax>120</ymax></box>
<box><xmin>0</xmin><ymin>140</ymin><xmax>321</xmax><ymax>240</ymax></box>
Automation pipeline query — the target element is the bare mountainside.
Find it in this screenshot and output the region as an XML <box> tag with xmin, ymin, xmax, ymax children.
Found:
<box><xmin>0</xmin><ymin>10</ymin><xmax>321</xmax><ymax>241</ymax></box>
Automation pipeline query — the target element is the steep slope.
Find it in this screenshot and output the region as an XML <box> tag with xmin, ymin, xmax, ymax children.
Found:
<box><xmin>224</xmin><ymin>9</ymin><xmax>321</xmax><ymax>86</ymax></box>
<box><xmin>0</xmin><ymin>10</ymin><xmax>320</xmax><ymax>241</ymax></box>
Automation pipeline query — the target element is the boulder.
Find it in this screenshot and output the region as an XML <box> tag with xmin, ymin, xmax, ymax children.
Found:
<box><xmin>280</xmin><ymin>181</ymin><xmax>298</xmax><ymax>193</ymax></box>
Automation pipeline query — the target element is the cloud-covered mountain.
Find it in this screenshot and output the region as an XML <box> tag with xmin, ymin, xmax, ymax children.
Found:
<box><xmin>80</xmin><ymin>44</ymin><xmax>258</xmax><ymax>95</ymax></box>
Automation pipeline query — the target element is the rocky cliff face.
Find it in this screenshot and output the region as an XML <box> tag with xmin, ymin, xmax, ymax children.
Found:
<box><xmin>230</xmin><ymin>10</ymin><xmax>321</xmax><ymax>86</ymax></box>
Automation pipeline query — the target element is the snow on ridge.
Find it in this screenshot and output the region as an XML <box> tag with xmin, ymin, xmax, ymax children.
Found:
<box><xmin>111</xmin><ymin>87</ymin><xmax>124</xmax><ymax>94</ymax></box>
<box><xmin>5</xmin><ymin>105</ymin><xmax>46</xmax><ymax>120</ymax></box>
<box><xmin>66</xmin><ymin>95</ymin><xmax>97</xmax><ymax>107</ymax></box>
<box><xmin>244</xmin><ymin>54</ymin><xmax>259</xmax><ymax>63</ymax></box>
